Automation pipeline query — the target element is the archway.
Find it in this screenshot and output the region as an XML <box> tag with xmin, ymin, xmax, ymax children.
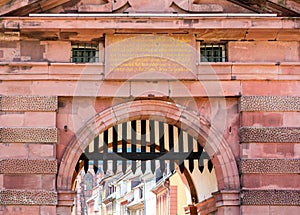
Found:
<box><xmin>56</xmin><ymin>99</ymin><xmax>240</xmax><ymax>214</ymax></box>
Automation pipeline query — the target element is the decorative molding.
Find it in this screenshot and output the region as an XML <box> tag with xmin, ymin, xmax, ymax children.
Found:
<box><xmin>0</xmin><ymin>159</ymin><xmax>57</xmax><ymax>174</ymax></box>
<box><xmin>241</xmin><ymin>159</ymin><xmax>300</xmax><ymax>174</ymax></box>
<box><xmin>0</xmin><ymin>96</ymin><xmax>57</xmax><ymax>112</ymax></box>
<box><xmin>240</xmin><ymin>127</ymin><xmax>300</xmax><ymax>143</ymax></box>
<box><xmin>0</xmin><ymin>127</ymin><xmax>57</xmax><ymax>143</ymax></box>
<box><xmin>240</xmin><ymin>96</ymin><xmax>300</xmax><ymax>112</ymax></box>
<box><xmin>242</xmin><ymin>190</ymin><xmax>300</xmax><ymax>205</ymax></box>
<box><xmin>0</xmin><ymin>190</ymin><xmax>57</xmax><ymax>205</ymax></box>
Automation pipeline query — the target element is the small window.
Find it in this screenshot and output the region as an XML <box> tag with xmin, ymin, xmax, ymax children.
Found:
<box><xmin>200</xmin><ymin>43</ymin><xmax>227</xmax><ymax>62</ymax></box>
<box><xmin>71</xmin><ymin>43</ymin><xmax>99</xmax><ymax>63</ymax></box>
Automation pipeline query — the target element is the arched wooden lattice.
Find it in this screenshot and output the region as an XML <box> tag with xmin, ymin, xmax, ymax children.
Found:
<box><xmin>75</xmin><ymin>120</ymin><xmax>213</xmax><ymax>174</ymax></box>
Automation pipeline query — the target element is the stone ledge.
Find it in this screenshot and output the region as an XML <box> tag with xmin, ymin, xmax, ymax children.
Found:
<box><xmin>0</xmin><ymin>159</ymin><xmax>57</xmax><ymax>174</ymax></box>
<box><xmin>242</xmin><ymin>190</ymin><xmax>300</xmax><ymax>205</ymax></box>
<box><xmin>241</xmin><ymin>159</ymin><xmax>300</xmax><ymax>174</ymax></box>
<box><xmin>0</xmin><ymin>127</ymin><xmax>57</xmax><ymax>143</ymax></box>
<box><xmin>240</xmin><ymin>96</ymin><xmax>300</xmax><ymax>112</ymax></box>
<box><xmin>0</xmin><ymin>190</ymin><xmax>57</xmax><ymax>205</ymax></box>
<box><xmin>0</xmin><ymin>96</ymin><xmax>57</xmax><ymax>112</ymax></box>
<box><xmin>240</xmin><ymin>127</ymin><xmax>300</xmax><ymax>143</ymax></box>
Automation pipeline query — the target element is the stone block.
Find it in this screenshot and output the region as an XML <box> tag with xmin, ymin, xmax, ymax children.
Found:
<box><xmin>228</xmin><ymin>41</ymin><xmax>299</xmax><ymax>62</ymax></box>
<box><xmin>241</xmin><ymin>143</ymin><xmax>298</xmax><ymax>159</ymax></box>
<box><xmin>242</xmin><ymin>190</ymin><xmax>300</xmax><ymax>205</ymax></box>
<box><xmin>240</xmin><ymin>127</ymin><xmax>300</xmax><ymax>143</ymax></box>
<box><xmin>0</xmin><ymin>96</ymin><xmax>58</xmax><ymax>112</ymax></box>
<box><xmin>241</xmin><ymin>81</ymin><xmax>300</xmax><ymax>96</ymax></box>
<box><xmin>28</xmin><ymin>144</ymin><xmax>55</xmax><ymax>159</ymax></box>
<box><xmin>240</xmin><ymin>96</ymin><xmax>300</xmax><ymax>112</ymax></box>
<box><xmin>240</xmin><ymin>112</ymin><xmax>283</xmax><ymax>127</ymax></box>
<box><xmin>242</xmin><ymin>174</ymin><xmax>300</xmax><ymax>189</ymax></box>
<box><xmin>240</xmin><ymin>159</ymin><xmax>300</xmax><ymax>174</ymax></box>
<box><xmin>0</xmin><ymin>190</ymin><xmax>57</xmax><ymax>205</ymax></box>
<box><xmin>41</xmin><ymin>41</ymin><xmax>71</xmax><ymax>62</ymax></box>
<box><xmin>0</xmin><ymin>127</ymin><xmax>57</xmax><ymax>143</ymax></box>
<box><xmin>0</xmin><ymin>159</ymin><xmax>57</xmax><ymax>174</ymax></box>
<box><xmin>0</xmin><ymin>206</ymin><xmax>40</xmax><ymax>215</ymax></box>
<box><xmin>0</xmin><ymin>143</ymin><xmax>28</xmax><ymax>159</ymax></box>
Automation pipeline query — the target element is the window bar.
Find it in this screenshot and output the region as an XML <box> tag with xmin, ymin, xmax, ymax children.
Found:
<box><xmin>122</xmin><ymin>122</ymin><xmax>127</xmax><ymax>174</ymax></box>
<box><xmin>93</xmin><ymin>135</ymin><xmax>99</xmax><ymax>174</ymax></box>
<box><xmin>159</xmin><ymin>122</ymin><xmax>165</xmax><ymax>174</ymax></box>
<box><xmin>103</xmin><ymin>129</ymin><xmax>108</xmax><ymax>174</ymax></box>
<box><xmin>208</xmin><ymin>159</ymin><xmax>213</xmax><ymax>173</ymax></box>
<box><xmin>178</xmin><ymin>128</ymin><xmax>185</xmax><ymax>173</ymax></box>
<box><xmin>141</xmin><ymin>120</ymin><xmax>146</xmax><ymax>174</ymax></box>
<box><xmin>197</xmin><ymin>142</ymin><xmax>204</xmax><ymax>173</ymax></box>
<box><xmin>188</xmin><ymin>134</ymin><xmax>194</xmax><ymax>173</ymax></box>
<box><xmin>149</xmin><ymin>120</ymin><xmax>156</xmax><ymax>174</ymax></box>
<box><xmin>112</xmin><ymin>125</ymin><xmax>118</xmax><ymax>174</ymax></box>
<box><xmin>131</xmin><ymin>120</ymin><xmax>137</xmax><ymax>174</ymax></box>
<box><xmin>168</xmin><ymin>124</ymin><xmax>175</xmax><ymax>172</ymax></box>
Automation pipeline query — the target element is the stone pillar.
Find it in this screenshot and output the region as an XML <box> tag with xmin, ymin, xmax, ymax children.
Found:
<box><xmin>57</xmin><ymin>190</ymin><xmax>76</xmax><ymax>215</ymax></box>
<box><xmin>213</xmin><ymin>190</ymin><xmax>240</xmax><ymax>215</ymax></box>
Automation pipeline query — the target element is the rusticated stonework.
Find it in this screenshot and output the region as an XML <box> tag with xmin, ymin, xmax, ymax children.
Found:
<box><xmin>0</xmin><ymin>127</ymin><xmax>57</xmax><ymax>143</ymax></box>
<box><xmin>239</xmin><ymin>127</ymin><xmax>300</xmax><ymax>143</ymax></box>
<box><xmin>0</xmin><ymin>159</ymin><xmax>57</xmax><ymax>174</ymax></box>
<box><xmin>240</xmin><ymin>159</ymin><xmax>300</xmax><ymax>174</ymax></box>
<box><xmin>0</xmin><ymin>190</ymin><xmax>57</xmax><ymax>205</ymax></box>
<box><xmin>242</xmin><ymin>190</ymin><xmax>300</xmax><ymax>205</ymax></box>
<box><xmin>240</xmin><ymin>96</ymin><xmax>300</xmax><ymax>112</ymax></box>
<box><xmin>0</xmin><ymin>96</ymin><xmax>57</xmax><ymax>112</ymax></box>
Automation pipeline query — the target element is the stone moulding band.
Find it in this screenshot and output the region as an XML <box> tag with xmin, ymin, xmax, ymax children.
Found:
<box><xmin>0</xmin><ymin>189</ymin><xmax>57</xmax><ymax>205</ymax></box>
<box><xmin>239</xmin><ymin>96</ymin><xmax>300</xmax><ymax>112</ymax></box>
<box><xmin>0</xmin><ymin>127</ymin><xmax>58</xmax><ymax>143</ymax></box>
<box><xmin>242</xmin><ymin>190</ymin><xmax>300</xmax><ymax>205</ymax></box>
<box><xmin>0</xmin><ymin>96</ymin><xmax>58</xmax><ymax>112</ymax></box>
<box><xmin>240</xmin><ymin>159</ymin><xmax>300</xmax><ymax>174</ymax></box>
<box><xmin>0</xmin><ymin>159</ymin><xmax>57</xmax><ymax>174</ymax></box>
<box><xmin>239</xmin><ymin>127</ymin><xmax>300</xmax><ymax>143</ymax></box>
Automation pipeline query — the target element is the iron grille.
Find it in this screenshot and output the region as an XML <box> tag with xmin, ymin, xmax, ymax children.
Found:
<box><xmin>200</xmin><ymin>44</ymin><xmax>227</xmax><ymax>62</ymax></box>
<box><xmin>71</xmin><ymin>43</ymin><xmax>99</xmax><ymax>63</ymax></box>
<box><xmin>75</xmin><ymin>120</ymin><xmax>213</xmax><ymax>175</ymax></box>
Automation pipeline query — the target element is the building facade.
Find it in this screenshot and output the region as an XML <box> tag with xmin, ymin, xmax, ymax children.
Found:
<box><xmin>0</xmin><ymin>0</ymin><xmax>299</xmax><ymax>214</ymax></box>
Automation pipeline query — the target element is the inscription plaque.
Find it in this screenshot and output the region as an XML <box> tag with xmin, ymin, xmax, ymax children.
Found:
<box><xmin>105</xmin><ymin>34</ymin><xmax>197</xmax><ymax>80</ymax></box>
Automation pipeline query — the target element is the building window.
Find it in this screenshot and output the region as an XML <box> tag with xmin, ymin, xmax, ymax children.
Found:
<box><xmin>71</xmin><ymin>43</ymin><xmax>99</xmax><ymax>63</ymax></box>
<box><xmin>200</xmin><ymin>43</ymin><xmax>227</xmax><ymax>62</ymax></box>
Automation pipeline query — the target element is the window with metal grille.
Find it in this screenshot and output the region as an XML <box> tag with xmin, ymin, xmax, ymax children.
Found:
<box><xmin>71</xmin><ymin>43</ymin><xmax>99</xmax><ymax>63</ymax></box>
<box><xmin>200</xmin><ymin>43</ymin><xmax>227</xmax><ymax>62</ymax></box>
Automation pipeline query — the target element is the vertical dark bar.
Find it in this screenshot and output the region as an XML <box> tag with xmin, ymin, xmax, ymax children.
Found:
<box><xmin>178</xmin><ymin>128</ymin><xmax>184</xmax><ymax>173</ymax></box>
<box><xmin>168</xmin><ymin>125</ymin><xmax>174</xmax><ymax>172</ymax></box>
<box><xmin>84</xmin><ymin>142</ymin><xmax>90</xmax><ymax>173</ymax></box>
<box><xmin>159</xmin><ymin>122</ymin><xmax>165</xmax><ymax>173</ymax></box>
<box><xmin>93</xmin><ymin>136</ymin><xmax>99</xmax><ymax>174</ymax></box>
<box><xmin>122</xmin><ymin>122</ymin><xmax>127</xmax><ymax>174</ymax></box>
<box><xmin>208</xmin><ymin>159</ymin><xmax>213</xmax><ymax>173</ymax></box>
<box><xmin>112</xmin><ymin>125</ymin><xmax>118</xmax><ymax>174</ymax></box>
<box><xmin>149</xmin><ymin>120</ymin><xmax>156</xmax><ymax>174</ymax></box>
<box><xmin>103</xmin><ymin>130</ymin><xmax>108</xmax><ymax>174</ymax></box>
<box><xmin>131</xmin><ymin>120</ymin><xmax>137</xmax><ymax>174</ymax></box>
<box><xmin>141</xmin><ymin>120</ymin><xmax>146</xmax><ymax>174</ymax></box>
<box><xmin>188</xmin><ymin>135</ymin><xmax>194</xmax><ymax>173</ymax></box>
<box><xmin>198</xmin><ymin>142</ymin><xmax>204</xmax><ymax>173</ymax></box>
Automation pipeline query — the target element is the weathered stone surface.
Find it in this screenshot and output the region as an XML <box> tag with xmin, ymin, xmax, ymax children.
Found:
<box><xmin>242</xmin><ymin>190</ymin><xmax>300</xmax><ymax>205</ymax></box>
<box><xmin>240</xmin><ymin>127</ymin><xmax>300</xmax><ymax>143</ymax></box>
<box><xmin>0</xmin><ymin>190</ymin><xmax>57</xmax><ymax>205</ymax></box>
<box><xmin>0</xmin><ymin>159</ymin><xmax>57</xmax><ymax>174</ymax></box>
<box><xmin>240</xmin><ymin>96</ymin><xmax>300</xmax><ymax>112</ymax></box>
<box><xmin>0</xmin><ymin>96</ymin><xmax>57</xmax><ymax>112</ymax></box>
<box><xmin>240</xmin><ymin>159</ymin><xmax>300</xmax><ymax>174</ymax></box>
<box><xmin>0</xmin><ymin>128</ymin><xmax>57</xmax><ymax>143</ymax></box>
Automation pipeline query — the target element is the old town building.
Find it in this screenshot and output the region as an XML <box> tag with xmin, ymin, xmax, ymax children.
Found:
<box><xmin>0</xmin><ymin>0</ymin><xmax>299</xmax><ymax>214</ymax></box>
